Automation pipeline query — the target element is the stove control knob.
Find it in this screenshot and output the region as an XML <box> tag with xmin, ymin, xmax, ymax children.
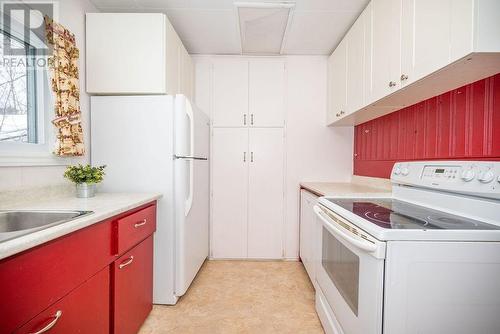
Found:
<box><xmin>394</xmin><ymin>166</ymin><xmax>401</xmax><ymax>175</ymax></box>
<box><xmin>401</xmin><ymin>167</ymin><xmax>410</xmax><ymax>176</ymax></box>
<box><xmin>461</xmin><ymin>169</ymin><xmax>475</xmax><ymax>182</ymax></box>
<box><xmin>498</xmin><ymin>176</ymin><xmax>500</xmax><ymax>184</ymax></box>
<box><xmin>478</xmin><ymin>169</ymin><xmax>495</xmax><ymax>184</ymax></box>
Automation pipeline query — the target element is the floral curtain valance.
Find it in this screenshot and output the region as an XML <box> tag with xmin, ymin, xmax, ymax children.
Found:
<box><xmin>44</xmin><ymin>17</ymin><xmax>84</xmax><ymax>156</ymax></box>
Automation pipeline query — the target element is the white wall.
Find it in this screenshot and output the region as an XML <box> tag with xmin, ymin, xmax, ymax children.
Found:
<box><xmin>193</xmin><ymin>55</ymin><xmax>353</xmax><ymax>259</ymax></box>
<box><xmin>285</xmin><ymin>56</ymin><xmax>353</xmax><ymax>258</ymax></box>
<box><xmin>0</xmin><ymin>0</ymin><xmax>98</xmax><ymax>192</ymax></box>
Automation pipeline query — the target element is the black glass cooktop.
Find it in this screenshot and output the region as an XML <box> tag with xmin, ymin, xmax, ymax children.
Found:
<box><xmin>327</xmin><ymin>199</ymin><xmax>500</xmax><ymax>230</ymax></box>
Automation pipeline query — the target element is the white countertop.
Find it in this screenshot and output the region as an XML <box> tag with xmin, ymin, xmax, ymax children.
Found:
<box><xmin>0</xmin><ymin>192</ymin><xmax>162</xmax><ymax>260</ymax></box>
<box><xmin>300</xmin><ymin>182</ymin><xmax>391</xmax><ymax>197</ymax></box>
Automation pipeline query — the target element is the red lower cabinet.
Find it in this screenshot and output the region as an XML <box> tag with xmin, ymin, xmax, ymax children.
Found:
<box><xmin>0</xmin><ymin>202</ymin><xmax>156</xmax><ymax>334</ymax></box>
<box><xmin>113</xmin><ymin>236</ymin><xmax>154</xmax><ymax>334</ymax></box>
<box><xmin>15</xmin><ymin>268</ymin><xmax>110</xmax><ymax>334</ymax></box>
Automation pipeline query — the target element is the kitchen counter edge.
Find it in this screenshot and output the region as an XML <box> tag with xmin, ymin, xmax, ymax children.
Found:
<box><xmin>0</xmin><ymin>192</ymin><xmax>162</xmax><ymax>261</ymax></box>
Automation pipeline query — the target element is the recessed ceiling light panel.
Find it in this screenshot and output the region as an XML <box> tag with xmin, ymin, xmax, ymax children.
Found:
<box><xmin>235</xmin><ymin>2</ymin><xmax>295</xmax><ymax>55</ymax></box>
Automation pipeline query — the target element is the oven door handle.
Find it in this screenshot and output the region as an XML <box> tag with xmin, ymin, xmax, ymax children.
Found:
<box><xmin>314</xmin><ymin>205</ymin><xmax>378</xmax><ymax>253</ymax></box>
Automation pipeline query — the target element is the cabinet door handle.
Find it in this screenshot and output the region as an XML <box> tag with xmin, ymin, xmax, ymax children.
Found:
<box><xmin>30</xmin><ymin>310</ymin><xmax>62</xmax><ymax>334</ymax></box>
<box><xmin>119</xmin><ymin>256</ymin><xmax>134</xmax><ymax>269</ymax></box>
<box><xmin>250</xmin><ymin>114</ymin><xmax>254</xmax><ymax>126</ymax></box>
<box><xmin>400</xmin><ymin>74</ymin><xmax>408</xmax><ymax>81</ymax></box>
<box><xmin>340</xmin><ymin>110</ymin><xmax>345</xmax><ymax>115</ymax></box>
<box><xmin>389</xmin><ymin>81</ymin><xmax>396</xmax><ymax>87</ymax></box>
<box><xmin>243</xmin><ymin>152</ymin><xmax>246</xmax><ymax>162</ymax></box>
<box><xmin>134</xmin><ymin>219</ymin><xmax>147</xmax><ymax>228</ymax></box>
<box><xmin>251</xmin><ymin>152</ymin><xmax>254</xmax><ymax>162</ymax></box>
<box><xmin>243</xmin><ymin>114</ymin><xmax>247</xmax><ymax>126</ymax></box>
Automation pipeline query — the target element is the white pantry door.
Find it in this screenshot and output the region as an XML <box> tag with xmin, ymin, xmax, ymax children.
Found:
<box><xmin>248</xmin><ymin>60</ymin><xmax>286</xmax><ymax>127</ymax></box>
<box><xmin>211</xmin><ymin>128</ymin><xmax>249</xmax><ymax>258</ymax></box>
<box><xmin>247</xmin><ymin>128</ymin><xmax>284</xmax><ymax>259</ymax></box>
<box><xmin>212</xmin><ymin>60</ymin><xmax>248</xmax><ymax>127</ymax></box>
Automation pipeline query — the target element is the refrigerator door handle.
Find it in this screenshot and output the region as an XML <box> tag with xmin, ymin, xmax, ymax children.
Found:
<box><xmin>184</xmin><ymin>102</ymin><xmax>195</xmax><ymax>217</ymax></box>
<box><xmin>174</xmin><ymin>155</ymin><xmax>208</xmax><ymax>161</ymax></box>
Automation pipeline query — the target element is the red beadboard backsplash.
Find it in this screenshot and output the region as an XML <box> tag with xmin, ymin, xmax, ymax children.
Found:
<box><xmin>353</xmin><ymin>73</ymin><xmax>500</xmax><ymax>179</ymax></box>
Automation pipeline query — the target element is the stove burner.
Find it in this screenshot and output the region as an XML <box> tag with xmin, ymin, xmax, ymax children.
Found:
<box><xmin>364</xmin><ymin>211</ymin><xmax>391</xmax><ymax>226</ymax></box>
<box><xmin>426</xmin><ymin>216</ymin><xmax>480</xmax><ymax>228</ymax></box>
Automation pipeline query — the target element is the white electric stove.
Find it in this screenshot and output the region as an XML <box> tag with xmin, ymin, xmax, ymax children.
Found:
<box><xmin>314</xmin><ymin>161</ymin><xmax>500</xmax><ymax>334</ymax></box>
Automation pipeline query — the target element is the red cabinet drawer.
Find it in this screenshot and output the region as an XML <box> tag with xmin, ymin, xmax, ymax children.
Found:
<box><xmin>14</xmin><ymin>267</ymin><xmax>110</xmax><ymax>334</ymax></box>
<box><xmin>0</xmin><ymin>220</ymin><xmax>113</xmax><ymax>334</ymax></box>
<box><xmin>113</xmin><ymin>236</ymin><xmax>153</xmax><ymax>334</ymax></box>
<box><xmin>115</xmin><ymin>204</ymin><xmax>156</xmax><ymax>254</ymax></box>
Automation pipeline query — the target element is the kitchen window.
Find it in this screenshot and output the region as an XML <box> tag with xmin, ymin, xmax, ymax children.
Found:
<box><xmin>0</xmin><ymin>25</ymin><xmax>67</xmax><ymax>166</ymax></box>
<box><xmin>0</xmin><ymin>30</ymin><xmax>38</xmax><ymax>144</ymax></box>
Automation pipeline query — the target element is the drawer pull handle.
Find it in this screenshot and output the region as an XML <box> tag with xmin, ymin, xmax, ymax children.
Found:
<box><xmin>119</xmin><ymin>256</ymin><xmax>134</xmax><ymax>269</ymax></box>
<box><xmin>30</xmin><ymin>310</ymin><xmax>62</xmax><ymax>334</ymax></box>
<box><xmin>134</xmin><ymin>219</ymin><xmax>147</xmax><ymax>228</ymax></box>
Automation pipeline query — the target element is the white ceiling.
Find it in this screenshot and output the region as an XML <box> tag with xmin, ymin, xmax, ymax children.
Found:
<box><xmin>89</xmin><ymin>0</ymin><xmax>369</xmax><ymax>55</ymax></box>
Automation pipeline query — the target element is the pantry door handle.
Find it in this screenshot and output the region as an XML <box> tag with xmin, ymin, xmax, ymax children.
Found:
<box><xmin>30</xmin><ymin>310</ymin><xmax>62</xmax><ymax>334</ymax></box>
<box><xmin>134</xmin><ymin>219</ymin><xmax>147</xmax><ymax>228</ymax></box>
<box><xmin>250</xmin><ymin>114</ymin><xmax>254</xmax><ymax>125</ymax></box>
<box><xmin>243</xmin><ymin>114</ymin><xmax>247</xmax><ymax>126</ymax></box>
<box><xmin>243</xmin><ymin>152</ymin><xmax>247</xmax><ymax>162</ymax></box>
<box><xmin>119</xmin><ymin>256</ymin><xmax>134</xmax><ymax>269</ymax></box>
<box><xmin>250</xmin><ymin>152</ymin><xmax>254</xmax><ymax>162</ymax></box>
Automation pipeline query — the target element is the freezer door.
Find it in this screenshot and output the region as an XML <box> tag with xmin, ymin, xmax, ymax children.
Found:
<box><xmin>174</xmin><ymin>95</ymin><xmax>210</xmax><ymax>296</ymax></box>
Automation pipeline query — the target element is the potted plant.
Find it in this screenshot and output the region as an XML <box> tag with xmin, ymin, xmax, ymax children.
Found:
<box><xmin>64</xmin><ymin>164</ymin><xmax>106</xmax><ymax>198</ymax></box>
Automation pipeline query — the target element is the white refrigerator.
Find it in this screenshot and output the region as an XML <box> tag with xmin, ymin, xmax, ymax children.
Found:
<box><xmin>91</xmin><ymin>95</ymin><xmax>209</xmax><ymax>305</ymax></box>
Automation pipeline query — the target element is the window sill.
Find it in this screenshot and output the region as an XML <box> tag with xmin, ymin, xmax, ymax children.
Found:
<box><xmin>0</xmin><ymin>153</ymin><xmax>77</xmax><ymax>167</ymax></box>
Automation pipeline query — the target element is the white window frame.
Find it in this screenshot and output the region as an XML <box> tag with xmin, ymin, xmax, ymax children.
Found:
<box><xmin>0</xmin><ymin>2</ymin><xmax>74</xmax><ymax>166</ymax></box>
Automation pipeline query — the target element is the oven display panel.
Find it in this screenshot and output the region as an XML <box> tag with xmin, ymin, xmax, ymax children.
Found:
<box><xmin>422</xmin><ymin>166</ymin><xmax>460</xmax><ymax>181</ymax></box>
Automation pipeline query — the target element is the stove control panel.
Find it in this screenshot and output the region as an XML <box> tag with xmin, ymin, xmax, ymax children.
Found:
<box><xmin>391</xmin><ymin>161</ymin><xmax>500</xmax><ymax>199</ymax></box>
<box><xmin>422</xmin><ymin>166</ymin><xmax>461</xmax><ymax>181</ymax></box>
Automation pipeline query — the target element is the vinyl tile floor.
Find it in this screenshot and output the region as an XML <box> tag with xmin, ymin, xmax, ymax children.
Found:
<box><xmin>138</xmin><ymin>260</ymin><xmax>324</xmax><ymax>334</ymax></box>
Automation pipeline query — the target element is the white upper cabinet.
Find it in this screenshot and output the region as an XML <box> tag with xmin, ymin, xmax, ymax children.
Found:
<box><xmin>212</xmin><ymin>59</ymin><xmax>249</xmax><ymax>127</ymax></box>
<box><xmin>179</xmin><ymin>45</ymin><xmax>194</xmax><ymax>100</ymax></box>
<box><xmin>400</xmin><ymin>0</ymin><xmax>476</xmax><ymax>87</ymax></box>
<box><xmin>346</xmin><ymin>8</ymin><xmax>367</xmax><ymax>114</ymax></box>
<box><xmin>370</xmin><ymin>0</ymin><xmax>401</xmax><ymax>103</ymax></box>
<box><xmin>86</xmin><ymin>13</ymin><xmax>193</xmax><ymax>96</ymax></box>
<box><xmin>327</xmin><ymin>39</ymin><xmax>347</xmax><ymax>124</ymax></box>
<box><xmin>86</xmin><ymin>13</ymin><xmax>167</xmax><ymax>94</ymax></box>
<box><xmin>328</xmin><ymin>0</ymin><xmax>500</xmax><ymax>126</ymax></box>
<box><xmin>165</xmin><ymin>18</ymin><xmax>181</xmax><ymax>95</ymax></box>
<box><xmin>249</xmin><ymin>60</ymin><xmax>286</xmax><ymax>127</ymax></box>
<box><xmin>212</xmin><ymin>58</ymin><xmax>286</xmax><ymax>128</ymax></box>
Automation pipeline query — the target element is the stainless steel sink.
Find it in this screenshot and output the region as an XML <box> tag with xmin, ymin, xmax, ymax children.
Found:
<box><xmin>0</xmin><ymin>210</ymin><xmax>93</xmax><ymax>243</ymax></box>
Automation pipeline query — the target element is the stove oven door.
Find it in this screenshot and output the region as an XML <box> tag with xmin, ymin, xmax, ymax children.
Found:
<box><xmin>314</xmin><ymin>205</ymin><xmax>386</xmax><ymax>334</ymax></box>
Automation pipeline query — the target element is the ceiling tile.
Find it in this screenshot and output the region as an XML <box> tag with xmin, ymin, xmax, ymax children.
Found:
<box><xmin>134</xmin><ymin>0</ymin><xmax>234</xmax><ymax>10</ymax></box>
<box><xmin>90</xmin><ymin>0</ymin><xmax>138</xmax><ymax>9</ymax></box>
<box><xmin>166</xmin><ymin>9</ymin><xmax>240</xmax><ymax>53</ymax></box>
<box><xmin>283</xmin><ymin>11</ymin><xmax>357</xmax><ymax>54</ymax></box>
<box><xmin>183</xmin><ymin>37</ymin><xmax>240</xmax><ymax>54</ymax></box>
<box><xmin>293</xmin><ymin>0</ymin><xmax>368</xmax><ymax>11</ymax></box>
